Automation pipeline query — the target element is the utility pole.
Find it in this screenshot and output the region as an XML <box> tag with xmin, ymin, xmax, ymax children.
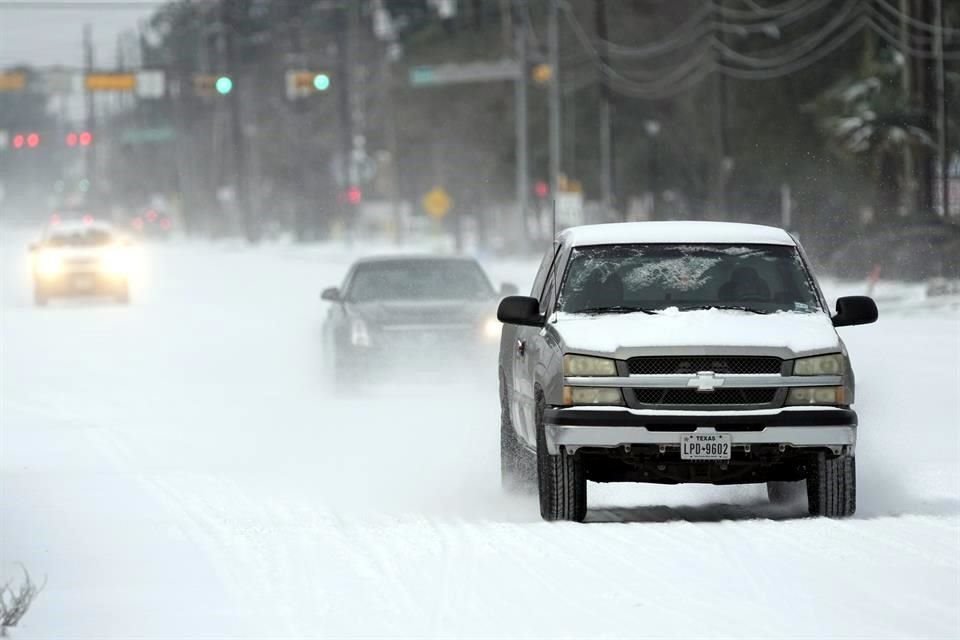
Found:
<box><xmin>335</xmin><ymin>2</ymin><xmax>356</xmax><ymax>237</ymax></box>
<box><xmin>83</xmin><ymin>24</ymin><xmax>96</xmax><ymax>200</ymax></box>
<box><xmin>548</xmin><ymin>0</ymin><xmax>561</xmax><ymax>238</ymax></box>
<box><xmin>709</xmin><ymin>0</ymin><xmax>729</xmax><ymax>220</ymax></box>
<box><xmin>934</xmin><ymin>0</ymin><xmax>949</xmax><ymax>217</ymax></box>
<box><xmin>899</xmin><ymin>0</ymin><xmax>914</xmax><ymax>215</ymax></box>
<box><xmin>223</xmin><ymin>1</ymin><xmax>254</xmax><ymax>242</ymax></box>
<box><xmin>514</xmin><ymin>0</ymin><xmax>530</xmax><ymax>242</ymax></box>
<box><xmin>595</xmin><ymin>0</ymin><xmax>614</xmax><ymax>220</ymax></box>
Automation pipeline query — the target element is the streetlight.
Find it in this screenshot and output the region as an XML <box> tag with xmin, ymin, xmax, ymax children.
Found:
<box><xmin>644</xmin><ymin>120</ymin><xmax>661</xmax><ymax>219</ymax></box>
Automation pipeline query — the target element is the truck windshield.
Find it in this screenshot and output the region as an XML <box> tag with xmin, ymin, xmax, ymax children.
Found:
<box><xmin>559</xmin><ymin>244</ymin><xmax>822</xmax><ymax>315</ymax></box>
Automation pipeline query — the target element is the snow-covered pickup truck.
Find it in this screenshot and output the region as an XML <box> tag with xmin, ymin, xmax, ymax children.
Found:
<box><xmin>497</xmin><ymin>221</ymin><xmax>878</xmax><ymax>522</ymax></box>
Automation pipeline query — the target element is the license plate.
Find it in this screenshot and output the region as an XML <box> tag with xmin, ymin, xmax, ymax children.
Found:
<box><xmin>681</xmin><ymin>433</ymin><xmax>732</xmax><ymax>461</ymax></box>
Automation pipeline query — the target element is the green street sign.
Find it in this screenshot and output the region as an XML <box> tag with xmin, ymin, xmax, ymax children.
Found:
<box><xmin>120</xmin><ymin>127</ymin><xmax>176</xmax><ymax>144</ymax></box>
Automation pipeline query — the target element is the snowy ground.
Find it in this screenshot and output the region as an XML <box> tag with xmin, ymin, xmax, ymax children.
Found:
<box><xmin>1</xmin><ymin>229</ymin><xmax>958</xmax><ymax>638</ymax></box>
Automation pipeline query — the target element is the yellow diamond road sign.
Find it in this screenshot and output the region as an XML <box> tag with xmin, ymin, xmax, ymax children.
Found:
<box><xmin>423</xmin><ymin>186</ymin><xmax>452</xmax><ymax>219</ymax></box>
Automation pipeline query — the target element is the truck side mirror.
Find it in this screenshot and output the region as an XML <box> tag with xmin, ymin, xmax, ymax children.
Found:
<box><xmin>832</xmin><ymin>296</ymin><xmax>878</xmax><ymax>327</ymax></box>
<box><xmin>497</xmin><ymin>295</ymin><xmax>544</xmax><ymax>327</ymax></box>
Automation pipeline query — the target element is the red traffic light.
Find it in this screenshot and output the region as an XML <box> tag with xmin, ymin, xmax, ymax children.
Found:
<box><xmin>534</xmin><ymin>180</ymin><xmax>549</xmax><ymax>199</ymax></box>
<box><xmin>79</xmin><ymin>131</ymin><xmax>93</xmax><ymax>146</ymax></box>
<box><xmin>346</xmin><ymin>186</ymin><xmax>362</xmax><ymax>205</ymax></box>
<box><xmin>66</xmin><ymin>132</ymin><xmax>78</xmax><ymax>147</ymax></box>
<box><xmin>12</xmin><ymin>134</ymin><xmax>24</xmax><ymax>149</ymax></box>
<box><xmin>26</xmin><ymin>133</ymin><xmax>40</xmax><ymax>148</ymax></box>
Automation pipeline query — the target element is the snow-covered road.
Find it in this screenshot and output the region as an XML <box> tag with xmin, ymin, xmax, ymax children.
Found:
<box><xmin>2</xmin><ymin>232</ymin><xmax>958</xmax><ymax>638</ymax></box>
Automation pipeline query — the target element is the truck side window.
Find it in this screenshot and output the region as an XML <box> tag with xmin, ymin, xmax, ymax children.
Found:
<box><xmin>530</xmin><ymin>243</ymin><xmax>560</xmax><ymax>300</ymax></box>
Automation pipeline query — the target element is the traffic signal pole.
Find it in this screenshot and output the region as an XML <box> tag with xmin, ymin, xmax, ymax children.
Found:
<box><xmin>223</xmin><ymin>1</ymin><xmax>255</xmax><ymax>242</ymax></box>
<box><xmin>83</xmin><ymin>24</ymin><xmax>96</xmax><ymax>203</ymax></box>
<box><xmin>513</xmin><ymin>0</ymin><xmax>530</xmax><ymax>243</ymax></box>
<box><xmin>548</xmin><ymin>0</ymin><xmax>561</xmax><ymax>239</ymax></box>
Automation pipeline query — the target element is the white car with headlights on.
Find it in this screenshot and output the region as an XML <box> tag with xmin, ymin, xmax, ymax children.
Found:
<box><xmin>30</xmin><ymin>220</ymin><xmax>135</xmax><ymax>306</ymax></box>
<box><xmin>321</xmin><ymin>255</ymin><xmax>515</xmax><ymax>379</ymax></box>
<box><xmin>497</xmin><ymin>221</ymin><xmax>878</xmax><ymax>522</ymax></box>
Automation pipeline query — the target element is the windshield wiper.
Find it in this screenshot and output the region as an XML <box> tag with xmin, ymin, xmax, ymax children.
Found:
<box><xmin>572</xmin><ymin>305</ymin><xmax>656</xmax><ymax>315</ymax></box>
<box><xmin>686</xmin><ymin>304</ymin><xmax>769</xmax><ymax>315</ymax></box>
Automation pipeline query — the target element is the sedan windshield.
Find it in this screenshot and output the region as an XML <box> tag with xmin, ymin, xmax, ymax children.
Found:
<box><xmin>347</xmin><ymin>260</ymin><xmax>494</xmax><ymax>302</ymax></box>
<box><xmin>559</xmin><ymin>244</ymin><xmax>822</xmax><ymax>315</ymax></box>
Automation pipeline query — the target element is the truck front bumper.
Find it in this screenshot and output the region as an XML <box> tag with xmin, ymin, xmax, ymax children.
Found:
<box><xmin>543</xmin><ymin>407</ymin><xmax>857</xmax><ymax>455</ymax></box>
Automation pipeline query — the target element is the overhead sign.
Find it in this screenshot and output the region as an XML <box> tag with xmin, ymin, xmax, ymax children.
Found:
<box><xmin>422</xmin><ymin>186</ymin><xmax>452</xmax><ymax>219</ymax></box>
<box><xmin>409</xmin><ymin>60</ymin><xmax>521</xmax><ymax>87</ymax></box>
<box><xmin>0</xmin><ymin>72</ymin><xmax>27</xmax><ymax>92</ymax></box>
<box><xmin>135</xmin><ymin>70</ymin><xmax>165</xmax><ymax>98</ymax></box>
<box><xmin>85</xmin><ymin>73</ymin><xmax>137</xmax><ymax>92</ymax></box>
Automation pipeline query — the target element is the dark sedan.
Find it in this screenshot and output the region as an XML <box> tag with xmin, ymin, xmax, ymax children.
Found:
<box><xmin>321</xmin><ymin>255</ymin><xmax>516</xmax><ymax>379</ymax></box>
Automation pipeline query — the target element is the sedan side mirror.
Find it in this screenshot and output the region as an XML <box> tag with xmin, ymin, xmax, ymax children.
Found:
<box><xmin>832</xmin><ymin>296</ymin><xmax>878</xmax><ymax>327</ymax></box>
<box><xmin>320</xmin><ymin>287</ymin><xmax>341</xmax><ymax>302</ymax></box>
<box><xmin>497</xmin><ymin>295</ymin><xmax>543</xmax><ymax>327</ymax></box>
<box><xmin>500</xmin><ymin>282</ymin><xmax>519</xmax><ymax>296</ymax></box>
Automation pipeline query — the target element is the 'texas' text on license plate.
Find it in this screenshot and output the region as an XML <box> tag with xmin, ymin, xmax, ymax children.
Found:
<box><xmin>681</xmin><ymin>433</ymin><xmax>732</xmax><ymax>460</ymax></box>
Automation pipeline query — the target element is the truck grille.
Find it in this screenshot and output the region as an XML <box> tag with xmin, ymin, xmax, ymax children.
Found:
<box><xmin>627</xmin><ymin>356</ymin><xmax>782</xmax><ymax>375</ymax></box>
<box><xmin>633</xmin><ymin>388</ymin><xmax>778</xmax><ymax>406</ymax></box>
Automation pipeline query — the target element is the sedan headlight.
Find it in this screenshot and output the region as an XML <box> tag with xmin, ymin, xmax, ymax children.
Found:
<box><xmin>350</xmin><ymin>318</ymin><xmax>372</xmax><ymax>348</ymax></box>
<box><xmin>563</xmin><ymin>354</ymin><xmax>617</xmax><ymax>376</ymax></box>
<box><xmin>563</xmin><ymin>386</ymin><xmax>624</xmax><ymax>406</ymax></box>
<box><xmin>35</xmin><ymin>251</ymin><xmax>62</xmax><ymax>277</ymax></box>
<box><xmin>786</xmin><ymin>386</ymin><xmax>845</xmax><ymax>406</ymax></box>
<box><xmin>794</xmin><ymin>354</ymin><xmax>844</xmax><ymax>376</ymax></box>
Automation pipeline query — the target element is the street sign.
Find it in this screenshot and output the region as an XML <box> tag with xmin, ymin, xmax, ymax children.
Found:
<box><xmin>0</xmin><ymin>72</ymin><xmax>26</xmax><ymax>92</ymax></box>
<box><xmin>422</xmin><ymin>187</ymin><xmax>452</xmax><ymax>219</ymax></box>
<box><xmin>85</xmin><ymin>73</ymin><xmax>137</xmax><ymax>92</ymax></box>
<box><xmin>409</xmin><ymin>60</ymin><xmax>521</xmax><ymax>87</ymax></box>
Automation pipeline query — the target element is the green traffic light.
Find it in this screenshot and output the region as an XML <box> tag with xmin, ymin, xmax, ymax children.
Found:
<box><xmin>313</xmin><ymin>74</ymin><xmax>330</xmax><ymax>91</ymax></box>
<box><xmin>215</xmin><ymin>76</ymin><xmax>233</xmax><ymax>95</ymax></box>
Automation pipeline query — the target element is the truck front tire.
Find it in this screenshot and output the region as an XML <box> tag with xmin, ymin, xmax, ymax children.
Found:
<box><xmin>806</xmin><ymin>452</ymin><xmax>856</xmax><ymax>518</ymax></box>
<box><xmin>535</xmin><ymin>394</ymin><xmax>586</xmax><ymax>522</ymax></box>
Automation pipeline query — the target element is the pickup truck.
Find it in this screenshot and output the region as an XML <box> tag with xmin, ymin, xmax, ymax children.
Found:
<box><xmin>497</xmin><ymin>221</ymin><xmax>877</xmax><ymax>522</ymax></box>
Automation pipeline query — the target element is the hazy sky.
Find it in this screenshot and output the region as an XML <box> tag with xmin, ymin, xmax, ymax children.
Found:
<box><xmin>0</xmin><ymin>1</ymin><xmax>157</xmax><ymax>69</ymax></box>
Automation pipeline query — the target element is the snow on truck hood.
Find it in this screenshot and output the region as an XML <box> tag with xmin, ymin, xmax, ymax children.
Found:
<box><xmin>553</xmin><ymin>308</ymin><xmax>840</xmax><ymax>357</ymax></box>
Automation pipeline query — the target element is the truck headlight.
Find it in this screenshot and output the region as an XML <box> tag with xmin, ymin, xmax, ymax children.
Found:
<box><xmin>794</xmin><ymin>354</ymin><xmax>844</xmax><ymax>376</ymax></box>
<box><xmin>562</xmin><ymin>386</ymin><xmax>624</xmax><ymax>406</ymax></box>
<box><xmin>564</xmin><ymin>354</ymin><xmax>617</xmax><ymax>376</ymax></box>
<box><xmin>786</xmin><ymin>386</ymin><xmax>845</xmax><ymax>405</ymax></box>
<box><xmin>36</xmin><ymin>252</ymin><xmax>62</xmax><ymax>277</ymax></box>
<box><xmin>350</xmin><ymin>318</ymin><xmax>372</xmax><ymax>348</ymax></box>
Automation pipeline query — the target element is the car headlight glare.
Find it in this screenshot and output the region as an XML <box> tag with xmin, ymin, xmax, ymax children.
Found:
<box><xmin>482</xmin><ymin>316</ymin><xmax>501</xmax><ymax>342</ymax></box>
<box><xmin>350</xmin><ymin>318</ymin><xmax>372</xmax><ymax>348</ymax></box>
<box><xmin>794</xmin><ymin>354</ymin><xmax>844</xmax><ymax>376</ymax></box>
<box><xmin>564</xmin><ymin>354</ymin><xmax>617</xmax><ymax>376</ymax></box>
<box><xmin>100</xmin><ymin>248</ymin><xmax>131</xmax><ymax>275</ymax></box>
<box><xmin>36</xmin><ymin>252</ymin><xmax>62</xmax><ymax>277</ymax></box>
<box><xmin>562</xmin><ymin>386</ymin><xmax>624</xmax><ymax>406</ymax></box>
<box><xmin>786</xmin><ymin>386</ymin><xmax>845</xmax><ymax>405</ymax></box>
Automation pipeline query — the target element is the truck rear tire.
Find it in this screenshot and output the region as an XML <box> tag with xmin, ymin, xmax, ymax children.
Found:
<box><xmin>535</xmin><ymin>394</ymin><xmax>586</xmax><ymax>522</ymax></box>
<box><xmin>806</xmin><ymin>452</ymin><xmax>856</xmax><ymax>517</ymax></box>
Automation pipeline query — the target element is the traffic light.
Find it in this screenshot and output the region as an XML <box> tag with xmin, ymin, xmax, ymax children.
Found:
<box><xmin>534</xmin><ymin>180</ymin><xmax>549</xmax><ymax>199</ymax></box>
<box><xmin>215</xmin><ymin>76</ymin><xmax>233</xmax><ymax>95</ymax></box>
<box><xmin>65</xmin><ymin>131</ymin><xmax>93</xmax><ymax>147</ymax></box>
<box><xmin>11</xmin><ymin>132</ymin><xmax>40</xmax><ymax>149</ymax></box>
<box><xmin>286</xmin><ymin>70</ymin><xmax>332</xmax><ymax>99</ymax></box>
<box><xmin>313</xmin><ymin>74</ymin><xmax>331</xmax><ymax>91</ymax></box>
<box><xmin>346</xmin><ymin>186</ymin><xmax>362</xmax><ymax>205</ymax></box>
